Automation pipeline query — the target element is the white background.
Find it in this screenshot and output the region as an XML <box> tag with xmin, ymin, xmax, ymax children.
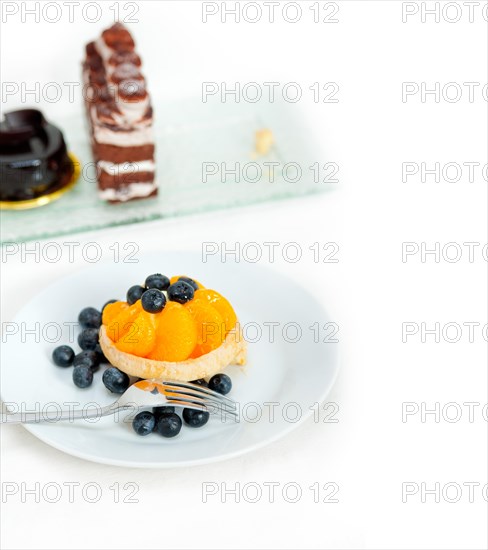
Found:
<box><xmin>1</xmin><ymin>1</ymin><xmax>487</xmax><ymax>549</ymax></box>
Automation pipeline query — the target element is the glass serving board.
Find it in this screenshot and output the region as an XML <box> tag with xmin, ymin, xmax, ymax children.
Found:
<box><xmin>1</xmin><ymin>98</ymin><xmax>333</xmax><ymax>243</ymax></box>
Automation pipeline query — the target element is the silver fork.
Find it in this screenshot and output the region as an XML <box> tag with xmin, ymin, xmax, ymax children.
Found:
<box><xmin>0</xmin><ymin>379</ymin><xmax>238</xmax><ymax>424</ymax></box>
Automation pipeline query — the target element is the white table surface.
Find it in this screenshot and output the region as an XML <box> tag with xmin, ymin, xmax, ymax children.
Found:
<box><xmin>1</xmin><ymin>2</ymin><xmax>487</xmax><ymax>549</ymax></box>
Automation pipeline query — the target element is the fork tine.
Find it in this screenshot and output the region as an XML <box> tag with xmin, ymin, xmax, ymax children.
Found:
<box><xmin>165</xmin><ymin>395</ymin><xmax>239</xmax><ymax>419</ymax></box>
<box><xmin>162</xmin><ymin>384</ymin><xmax>237</xmax><ymax>407</ymax></box>
<box><xmin>165</xmin><ymin>399</ymin><xmax>208</xmax><ymax>413</ymax></box>
<box><xmin>164</xmin><ymin>391</ymin><xmax>239</xmax><ymax>420</ymax></box>
<box><xmin>162</xmin><ymin>381</ymin><xmax>237</xmax><ymax>405</ymax></box>
<box><xmin>166</xmin><ymin>399</ymin><xmax>238</xmax><ymax>421</ymax></box>
<box><xmin>164</xmin><ymin>391</ymin><xmax>238</xmax><ymax>415</ymax></box>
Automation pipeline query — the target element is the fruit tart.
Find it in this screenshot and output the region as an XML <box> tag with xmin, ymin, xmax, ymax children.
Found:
<box><xmin>99</xmin><ymin>274</ymin><xmax>247</xmax><ymax>382</ymax></box>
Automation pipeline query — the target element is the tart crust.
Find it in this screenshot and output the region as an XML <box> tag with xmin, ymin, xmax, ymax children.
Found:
<box><xmin>99</xmin><ymin>323</ymin><xmax>247</xmax><ymax>382</ymax></box>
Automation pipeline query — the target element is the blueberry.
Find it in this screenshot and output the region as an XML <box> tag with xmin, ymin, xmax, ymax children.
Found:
<box><xmin>145</xmin><ymin>273</ymin><xmax>170</xmax><ymax>291</ymax></box>
<box><xmin>103</xmin><ymin>367</ymin><xmax>130</xmax><ymax>394</ymax></box>
<box><xmin>102</xmin><ymin>299</ymin><xmax>118</xmax><ymax>313</ymax></box>
<box><xmin>182</xmin><ymin>408</ymin><xmax>209</xmax><ymax>428</ymax></box>
<box><xmin>78</xmin><ymin>307</ymin><xmax>101</xmax><ymax>329</ymax></box>
<box><xmin>167</xmin><ymin>281</ymin><xmax>194</xmax><ymax>304</ymax></box>
<box><xmin>52</xmin><ymin>345</ymin><xmax>75</xmax><ymax>367</ymax></box>
<box><xmin>95</xmin><ymin>343</ymin><xmax>109</xmax><ymax>364</ymax></box>
<box><xmin>127</xmin><ymin>285</ymin><xmax>145</xmax><ymax>305</ymax></box>
<box><xmin>132</xmin><ymin>411</ymin><xmax>156</xmax><ymax>436</ymax></box>
<box><xmin>156</xmin><ymin>412</ymin><xmax>182</xmax><ymax>437</ymax></box>
<box><xmin>78</xmin><ymin>327</ymin><xmax>99</xmax><ymax>350</ymax></box>
<box><xmin>72</xmin><ymin>366</ymin><xmax>93</xmax><ymax>388</ymax></box>
<box><xmin>73</xmin><ymin>350</ymin><xmax>100</xmax><ymax>371</ymax></box>
<box><xmin>153</xmin><ymin>405</ymin><xmax>175</xmax><ymax>431</ymax></box>
<box><xmin>141</xmin><ymin>289</ymin><xmax>166</xmax><ymax>313</ymax></box>
<box><xmin>191</xmin><ymin>379</ymin><xmax>208</xmax><ymax>387</ymax></box>
<box><xmin>179</xmin><ymin>276</ymin><xmax>199</xmax><ymax>290</ymax></box>
<box><xmin>208</xmin><ymin>373</ymin><xmax>232</xmax><ymax>395</ymax></box>
<box><xmin>153</xmin><ymin>405</ymin><xmax>175</xmax><ymax>416</ymax></box>
<box><xmin>152</xmin><ymin>405</ymin><xmax>176</xmax><ymax>430</ymax></box>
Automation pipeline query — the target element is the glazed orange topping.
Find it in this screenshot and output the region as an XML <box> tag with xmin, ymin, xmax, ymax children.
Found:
<box><xmin>102</xmin><ymin>301</ymin><xmax>128</xmax><ymax>326</ymax></box>
<box><xmin>193</xmin><ymin>289</ymin><xmax>237</xmax><ymax>335</ymax></box>
<box><xmin>147</xmin><ymin>302</ymin><xmax>197</xmax><ymax>362</ymax></box>
<box><xmin>115</xmin><ymin>311</ymin><xmax>156</xmax><ymax>357</ymax></box>
<box><xmin>104</xmin><ymin>277</ymin><xmax>237</xmax><ymax>362</ymax></box>
<box><xmin>106</xmin><ymin>300</ymin><xmax>142</xmax><ymax>341</ymax></box>
<box><xmin>184</xmin><ymin>298</ymin><xmax>225</xmax><ymax>359</ymax></box>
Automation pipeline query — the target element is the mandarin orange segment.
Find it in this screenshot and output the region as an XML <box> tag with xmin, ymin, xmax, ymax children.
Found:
<box><xmin>106</xmin><ymin>300</ymin><xmax>142</xmax><ymax>342</ymax></box>
<box><xmin>102</xmin><ymin>301</ymin><xmax>129</xmax><ymax>326</ymax></box>
<box><xmin>184</xmin><ymin>298</ymin><xmax>225</xmax><ymax>358</ymax></box>
<box><xmin>147</xmin><ymin>302</ymin><xmax>197</xmax><ymax>362</ymax></box>
<box><xmin>115</xmin><ymin>310</ymin><xmax>156</xmax><ymax>357</ymax></box>
<box><xmin>193</xmin><ymin>289</ymin><xmax>237</xmax><ymax>334</ymax></box>
<box><xmin>169</xmin><ymin>275</ymin><xmax>204</xmax><ymax>289</ymax></box>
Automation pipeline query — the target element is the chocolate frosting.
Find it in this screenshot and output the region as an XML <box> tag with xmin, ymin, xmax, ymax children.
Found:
<box><xmin>102</xmin><ymin>23</ymin><xmax>135</xmax><ymax>50</ymax></box>
<box><xmin>0</xmin><ymin>109</ymin><xmax>73</xmax><ymax>201</ymax></box>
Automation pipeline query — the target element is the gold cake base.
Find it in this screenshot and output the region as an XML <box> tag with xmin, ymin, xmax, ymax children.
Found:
<box><xmin>0</xmin><ymin>152</ymin><xmax>81</xmax><ymax>211</ymax></box>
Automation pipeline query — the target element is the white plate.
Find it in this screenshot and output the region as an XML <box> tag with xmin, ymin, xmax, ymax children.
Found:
<box><xmin>1</xmin><ymin>252</ymin><xmax>339</xmax><ymax>468</ymax></box>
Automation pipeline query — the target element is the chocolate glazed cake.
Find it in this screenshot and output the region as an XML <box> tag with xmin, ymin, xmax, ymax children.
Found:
<box><xmin>0</xmin><ymin>109</ymin><xmax>76</xmax><ymax>206</ymax></box>
<box><xmin>83</xmin><ymin>23</ymin><xmax>156</xmax><ymax>202</ymax></box>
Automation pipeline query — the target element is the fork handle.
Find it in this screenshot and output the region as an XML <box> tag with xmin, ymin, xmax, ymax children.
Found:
<box><xmin>0</xmin><ymin>403</ymin><xmax>120</xmax><ymax>424</ymax></box>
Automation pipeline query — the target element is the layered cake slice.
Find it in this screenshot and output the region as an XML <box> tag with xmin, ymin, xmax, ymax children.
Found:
<box><xmin>83</xmin><ymin>23</ymin><xmax>156</xmax><ymax>202</ymax></box>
